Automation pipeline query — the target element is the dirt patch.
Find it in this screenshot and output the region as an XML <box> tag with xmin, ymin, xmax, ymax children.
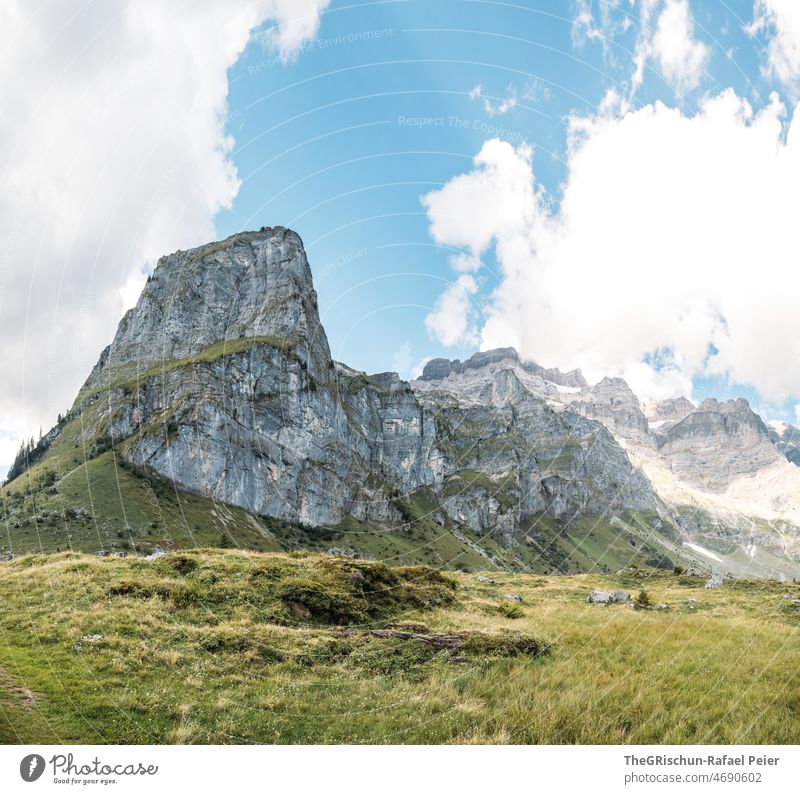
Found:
<box><xmin>0</xmin><ymin>665</ymin><xmax>38</xmax><ymax>708</ymax></box>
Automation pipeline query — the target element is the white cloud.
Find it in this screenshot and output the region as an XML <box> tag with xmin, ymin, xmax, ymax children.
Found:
<box><xmin>0</xmin><ymin>0</ymin><xmax>328</xmax><ymax>476</ymax></box>
<box><xmin>651</xmin><ymin>0</ymin><xmax>710</xmax><ymax>92</ymax></box>
<box><xmin>424</xmin><ymin>275</ymin><xmax>479</xmax><ymax>347</ymax></box>
<box><xmin>391</xmin><ymin>341</ymin><xmax>413</xmax><ymax>378</ymax></box>
<box><xmin>421</xmin><ymin>139</ymin><xmax>541</xmax><ymax>257</ymax></box>
<box><xmin>572</xmin><ymin>0</ymin><xmax>632</xmax><ymax>54</ymax></box>
<box><xmin>422</xmin><ymin>90</ymin><xmax>800</xmax><ymax>404</ymax></box>
<box><xmin>449</xmin><ymin>253</ymin><xmax>482</xmax><ymax>274</ymax></box>
<box><xmin>795</xmin><ymin>404</ymin><xmax>800</xmax><ymax>425</ymax></box>
<box><xmin>748</xmin><ymin>0</ymin><xmax>800</xmax><ymax>93</ymax></box>
<box><xmin>576</xmin><ymin>1</ymin><xmax>709</xmax><ymax>98</ymax></box>
<box><xmin>469</xmin><ymin>83</ymin><xmax>517</xmax><ymax>117</ymax></box>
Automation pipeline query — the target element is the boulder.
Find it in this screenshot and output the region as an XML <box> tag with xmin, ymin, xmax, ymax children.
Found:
<box><xmin>587</xmin><ymin>590</ymin><xmax>613</xmax><ymax>604</ymax></box>
<box><xmin>705</xmin><ymin>575</ymin><xmax>723</xmax><ymax>589</ymax></box>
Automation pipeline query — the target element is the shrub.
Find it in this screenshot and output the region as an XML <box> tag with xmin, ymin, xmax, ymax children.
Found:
<box><xmin>496</xmin><ymin>601</ymin><xmax>524</xmax><ymax>619</ymax></box>
<box><xmin>635</xmin><ymin>590</ymin><xmax>652</xmax><ymax>608</ymax></box>
<box><xmin>160</xmin><ymin>555</ymin><xmax>199</xmax><ymax>576</ymax></box>
<box><xmin>277</xmin><ymin>577</ymin><xmax>362</xmax><ymax>624</ymax></box>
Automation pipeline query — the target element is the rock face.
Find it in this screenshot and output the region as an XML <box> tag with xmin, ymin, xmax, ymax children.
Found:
<box><xmin>768</xmin><ymin>421</ymin><xmax>800</xmax><ymax>467</ymax></box>
<box><xmin>75</xmin><ymin>228</ymin><xmax>441</xmax><ymax>527</ymax></box>
<box><xmin>562</xmin><ymin>377</ymin><xmax>652</xmax><ymax>444</ymax></box>
<box><xmin>419</xmin><ymin>349</ymin><xmax>587</xmax><ymax>390</ymax></box>
<box><xmin>412</xmin><ymin>364</ymin><xmax>657</xmax><ymax>544</ymax></box>
<box><xmin>645</xmin><ymin>397</ymin><xmax>696</xmax><ymax>435</ymax></box>
<box><xmin>84</xmin><ymin>228</ymin><xmax>332</xmax><ymax>390</ymax></box>
<box><xmin>657</xmin><ymin>398</ymin><xmax>781</xmax><ymax>490</ymax></box>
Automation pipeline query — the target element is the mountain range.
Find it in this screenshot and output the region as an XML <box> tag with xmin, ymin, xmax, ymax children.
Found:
<box><xmin>4</xmin><ymin>226</ymin><xmax>800</xmax><ymax>578</ymax></box>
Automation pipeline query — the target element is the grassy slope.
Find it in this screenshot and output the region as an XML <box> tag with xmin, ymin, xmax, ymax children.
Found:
<box><xmin>0</xmin><ymin>549</ymin><xmax>798</xmax><ymax>744</ymax></box>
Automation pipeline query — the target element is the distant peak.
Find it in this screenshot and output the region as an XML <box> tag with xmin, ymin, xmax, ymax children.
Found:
<box><xmin>418</xmin><ymin>347</ymin><xmax>587</xmax><ymax>388</ymax></box>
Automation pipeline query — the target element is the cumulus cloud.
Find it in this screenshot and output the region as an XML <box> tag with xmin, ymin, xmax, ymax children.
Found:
<box><xmin>748</xmin><ymin>0</ymin><xmax>800</xmax><ymax>94</ymax></box>
<box><xmin>422</xmin><ymin>90</ymin><xmax>800</xmax><ymax>403</ymax></box>
<box><xmin>650</xmin><ymin>0</ymin><xmax>709</xmax><ymax>92</ymax></box>
<box><xmin>0</xmin><ymin>0</ymin><xmax>328</xmax><ymax>474</ymax></box>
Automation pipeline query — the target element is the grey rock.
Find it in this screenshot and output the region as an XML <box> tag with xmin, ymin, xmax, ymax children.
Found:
<box><xmin>503</xmin><ymin>594</ymin><xmax>523</xmax><ymax>602</ymax></box>
<box><xmin>767</xmin><ymin>420</ymin><xmax>800</xmax><ymax>467</ymax></box>
<box><xmin>587</xmin><ymin>590</ymin><xmax>613</xmax><ymax>603</ymax></box>
<box><xmin>705</xmin><ymin>575</ymin><xmax>724</xmax><ymax>589</ymax></box>
<box><xmin>563</xmin><ymin>377</ymin><xmax>652</xmax><ymax>444</ymax></box>
<box><xmin>658</xmin><ymin>398</ymin><xmax>780</xmax><ymax>490</ymax></box>
<box><xmin>611</xmin><ymin>591</ymin><xmax>632</xmax><ymax>602</ymax></box>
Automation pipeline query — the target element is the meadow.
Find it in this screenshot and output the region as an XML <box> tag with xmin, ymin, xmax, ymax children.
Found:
<box><xmin>0</xmin><ymin>549</ymin><xmax>798</xmax><ymax>744</ymax></box>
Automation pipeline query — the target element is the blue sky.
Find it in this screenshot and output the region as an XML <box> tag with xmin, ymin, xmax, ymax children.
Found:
<box><xmin>2</xmin><ymin>0</ymin><xmax>800</xmax><ymax>474</ymax></box>
<box><xmin>216</xmin><ymin>0</ymin><xmax>796</xmax><ymax>421</ymax></box>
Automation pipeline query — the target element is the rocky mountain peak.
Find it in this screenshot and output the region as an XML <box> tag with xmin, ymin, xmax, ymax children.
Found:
<box><xmin>658</xmin><ymin>395</ymin><xmax>779</xmax><ymax>489</ymax></box>
<box><xmin>418</xmin><ymin>347</ymin><xmax>587</xmax><ymax>389</ymax></box>
<box><xmin>419</xmin><ymin>348</ymin><xmax>519</xmax><ymax>381</ymax></box>
<box><xmin>82</xmin><ymin>226</ymin><xmax>331</xmax><ymax>393</ymax></box>
<box><xmin>562</xmin><ymin>375</ymin><xmax>651</xmax><ymax>444</ymax></box>
<box><xmin>644</xmin><ymin>396</ymin><xmax>695</xmax><ymax>424</ymax></box>
<box><xmin>767</xmin><ymin>420</ymin><xmax>800</xmax><ymax>467</ymax></box>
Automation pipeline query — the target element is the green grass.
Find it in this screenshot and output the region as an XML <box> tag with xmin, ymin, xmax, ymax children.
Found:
<box><xmin>0</xmin><ymin>549</ymin><xmax>798</xmax><ymax>744</ymax></box>
<box><xmin>1</xmin><ymin>451</ymin><xmax>285</xmax><ymax>555</ymax></box>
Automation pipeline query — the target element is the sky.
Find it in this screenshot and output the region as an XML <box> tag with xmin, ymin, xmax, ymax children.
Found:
<box><xmin>1</xmin><ymin>0</ymin><xmax>800</xmax><ymax>476</ymax></box>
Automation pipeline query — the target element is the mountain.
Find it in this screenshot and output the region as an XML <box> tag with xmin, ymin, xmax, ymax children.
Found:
<box><xmin>768</xmin><ymin>420</ymin><xmax>800</xmax><ymax>467</ymax></box>
<box><xmin>3</xmin><ymin>227</ymin><xmax>800</xmax><ymax>578</ymax></box>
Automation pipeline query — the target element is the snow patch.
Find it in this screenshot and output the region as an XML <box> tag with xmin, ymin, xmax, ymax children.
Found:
<box><xmin>768</xmin><ymin>420</ymin><xmax>789</xmax><ymax>438</ymax></box>
<box><xmin>547</xmin><ymin>380</ymin><xmax>581</xmax><ymax>394</ymax></box>
<box><xmin>684</xmin><ymin>542</ymin><xmax>723</xmax><ymax>562</ymax></box>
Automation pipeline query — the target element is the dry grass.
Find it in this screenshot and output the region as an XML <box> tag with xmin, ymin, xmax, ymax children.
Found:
<box><xmin>0</xmin><ymin>550</ymin><xmax>798</xmax><ymax>744</ymax></box>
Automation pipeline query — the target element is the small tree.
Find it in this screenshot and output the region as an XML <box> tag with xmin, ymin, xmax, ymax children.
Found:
<box><xmin>635</xmin><ymin>589</ymin><xmax>652</xmax><ymax>608</ymax></box>
<box><xmin>218</xmin><ymin>531</ymin><xmax>233</xmax><ymax>549</ymax></box>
